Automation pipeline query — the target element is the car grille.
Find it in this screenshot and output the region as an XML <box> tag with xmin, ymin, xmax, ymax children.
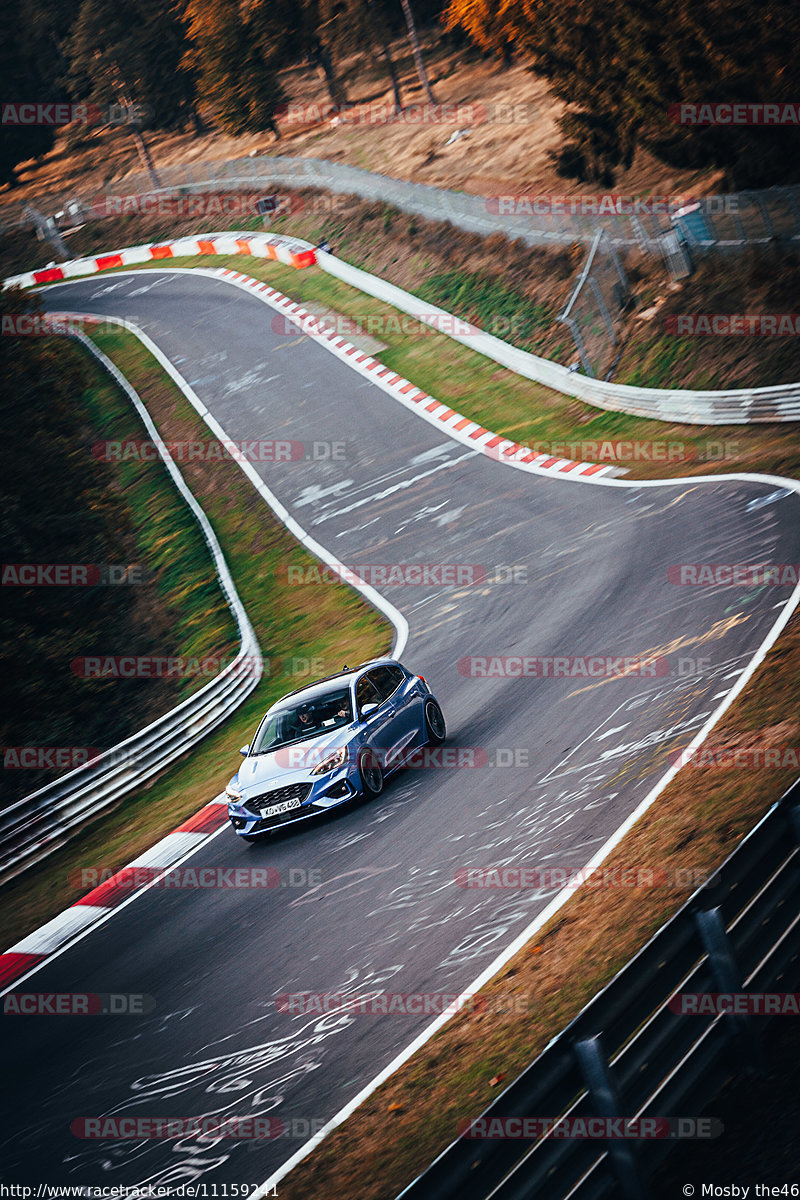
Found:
<box><xmin>244</xmin><ymin>781</ymin><xmax>313</xmax><ymax>816</ymax></box>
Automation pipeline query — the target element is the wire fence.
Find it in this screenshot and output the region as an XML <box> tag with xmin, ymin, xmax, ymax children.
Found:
<box><xmin>4</xmin><ymin>153</ymin><xmax>800</xmax><ymax>381</ymax></box>
<box><xmin>3</xmin><ymin>152</ymin><xmax>800</xmax><ymax>253</ymax></box>
<box><xmin>557</xmin><ymin>232</ymin><xmax>630</xmax><ymax>378</ymax></box>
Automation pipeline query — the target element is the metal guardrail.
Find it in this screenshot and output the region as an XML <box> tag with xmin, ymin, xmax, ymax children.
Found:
<box><xmin>396</xmin><ymin>778</ymin><xmax>800</xmax><ymax>1200</ymax></box>
<box><xmin>316</xmin><ymin>249</ymin><xmax>800</xmax><ymax>423</ymax></box>
<box><xmin>0</xmin><ymin>334</ymin><xmax>262</xmax><ymax>887</ymax></box>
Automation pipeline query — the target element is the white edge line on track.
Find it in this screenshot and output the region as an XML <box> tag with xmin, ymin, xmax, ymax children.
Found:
<box><xmin>33</xmin><ymin>267</ymin><xmax>800</xmax><ymax>1196</ymax></box>
<box><xmin>0</xmin><ymin>805</ymin><xmax>230</xmax><ymax>996</ymax></box>
<box><xmin>44</xmin><ymin>266</ymin><xmax>800</xmax><ymax>493</ymax></box>
<box><xmin>257</xmin><ymin>568</ymin><xmax>800</xmax><ymax>1198</ymax></box>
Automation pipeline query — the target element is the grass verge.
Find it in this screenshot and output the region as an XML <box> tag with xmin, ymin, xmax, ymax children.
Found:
<box><xmin>0</xmin><ymin>325</ymin><xmax>390</xmax><ymax>949</ymax></box>
<box><xmin>81</xmin><ymin>335</ymin><xmax>238</xmax><ymax>704</ymax></box>
<box><xmin>78</xmin><ymin>250</ymin><xmax>800</xmax><ymax>486</ymax></box>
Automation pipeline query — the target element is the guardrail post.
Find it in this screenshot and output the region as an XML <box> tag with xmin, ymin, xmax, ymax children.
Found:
<box><xmin>557</xmin><ymin>314</ymin><xmax>594</xmax><ymax>377</ymax></box>
<box><xmin>694</xmin><ymin>907</ymin><xmax>764</xmax><ymax>1071</ymax></box>
<box><xmin>573</xmin><ymin>1036</ymin><xmax>647</xmax><ymax>1200</ymax></box>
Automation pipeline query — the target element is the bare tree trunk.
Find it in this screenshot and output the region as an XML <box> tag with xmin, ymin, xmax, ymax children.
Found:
<box><xmin>190</xmin><ymin>106</ymin><xmax>208</xmax><ymax>136</ymax></box>
<box><xmin>363</xmin><ymin>0</ymin><xmax>403</xmax><ymax>114</ymax></box>
<box><xmin>399</xmin><ymin>0</ymin><xmax>436</xmax><ymax>105</ymax></box>
<box><xmin>310</xmin><ymin>37</ymin><xmax>347</xmax><ymax>107</ymax></box>
<box><xmin>130</xmin><ymin>124</ymin><xmax>162</xmax><ymax>190</ymax></box>
<box><xmin>101</xmin><ymin>53</ymin><xmax>162</xmax><ymax>189</ymax></box>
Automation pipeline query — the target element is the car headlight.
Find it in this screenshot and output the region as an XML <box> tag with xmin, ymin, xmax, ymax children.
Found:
<box><xmin>311</xmin><ymin>747</ymin><xmax>348</xmax><ymax>775</ymax></box>
<box><xmin>226</xmin><ymin>782</ymin><xmax>243</xmax><ymax>801</ymax></box>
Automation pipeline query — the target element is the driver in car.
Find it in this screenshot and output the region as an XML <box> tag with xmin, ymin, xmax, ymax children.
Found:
<box><xmin>287</xmin><ymin>703</ymin><xmax>315</xmax><ymax>739</ymax></box>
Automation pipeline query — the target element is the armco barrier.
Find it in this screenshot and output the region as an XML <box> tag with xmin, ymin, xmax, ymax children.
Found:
<box><xmin>0</xmin><ymin>334</ymin><xmax>262</xmax><ymax>887</ymax></box>
<box><xmin>7</xmin><ymin>230</ymin><xmax>800</xmax><ymax>426</ymax></box>
<box><xmin>314</xmin><ymin>249</ymin><xmax>800</xmax><ymax>423</ymax></box>
<box><xmin>2</xmin><ymin>229</ymin><xmax>316</xmax><ymax>290</ymax></box>
<box><xmin>396</xmin><ymin>778</ymin><xmax>800</xmax><ymax>1200</ymax></box>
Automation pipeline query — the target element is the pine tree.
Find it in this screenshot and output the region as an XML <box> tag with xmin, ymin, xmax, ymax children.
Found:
<box><xmin>183</xmin><ymin>0</ymin><xmax>286</xmax><ymax>136</ymax></box>
<box><xmin>66</xmin><ymin>0</ymin><xmax>199</xmax><ymax>132</ymax></box>
<box><xmin>0</xmin><ymin>1</ymin><xmax>59</xmax><ymax>186</ymax></box>
<box><xmin>445</xmin><ymin>0</ymin><xmax>800</xmax><ymax>186</ymax></box>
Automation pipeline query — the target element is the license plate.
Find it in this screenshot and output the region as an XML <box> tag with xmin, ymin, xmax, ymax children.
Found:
<box><xmin>260</xmin><ymin>797</ymin><xmax>302</xmax><ymax>818</ymax></box>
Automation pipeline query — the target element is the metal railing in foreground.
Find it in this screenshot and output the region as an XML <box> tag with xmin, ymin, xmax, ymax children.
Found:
<box><xmin>397</xmin><ymin>778</ymin><xmax>800</xmax><ymax>1200</ymax></box>
<box><xmin>0</xmin><ymin>334</ymin><xmax>262</xmax><ymax>887</ymax></box>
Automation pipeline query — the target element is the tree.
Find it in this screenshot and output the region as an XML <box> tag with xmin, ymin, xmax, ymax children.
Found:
<box><xmin>66</xmin><ymin>0</ymin><xmax>200</xmax><ymax>133</ymax></box>
<box><xmin>445</xmin><ymin>0</ymin><xmax>800</xmax><ymax>187</ymax></box>
<box><xmin>363</xmin><ymin>0</ymin><xmax>403</xmax><ymax>114</ymax></box>
<box><xmin>400</xmin><ymin>0</ymin><xmax>437</xmax><ymax>104</ymax></box>
<box><xmin>183</xmin><ymin>0</ymin><xmax>286</xmax><ymax>136</ymax></box>
<box><xmin>443</xmin><ymin>0</ymin><xmax>519</xmax><ymax>65</ymax></box>
<box><xmin>0</xmin><ymin>1</ymin><xmax>59</xmax><ymax>187</ymax></box>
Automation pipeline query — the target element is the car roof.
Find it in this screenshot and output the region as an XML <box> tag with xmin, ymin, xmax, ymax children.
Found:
<box><xmin>267</xmin><ymin>658</ymin><xmax>402</xmax><ymax>710</ymax></box>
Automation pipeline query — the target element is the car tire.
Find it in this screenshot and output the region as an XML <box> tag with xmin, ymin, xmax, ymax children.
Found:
<box><xmin>241</xmin><ymin>833</ymin><xmax>265</xmax><ymax>843</ymax></box>
<box><xmin>424</xmin><ymin>699</ymin><xmax>446</xmax><ymax>745</ymax></box>
<box><xmin>359</xmin><ymin>751</ymin><xmax>384</xmax><ymax>799</ymax></box>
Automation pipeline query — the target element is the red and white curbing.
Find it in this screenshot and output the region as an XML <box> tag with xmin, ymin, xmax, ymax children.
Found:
<box><xmin>4</xmin><ymin>233</ymin><xmax>615</xmax><ymax>479</ymax></box>
<box><xmin>2</xmin><ymin>230</ymin><xmax>316</xmax><ymax>291</ymax></box>
<box><xmin>0</xmin><ymin>798</ymin><xmax>228</xmax><ymax>990</ymax></box>
<box><xmin>215</xmin><ymin>266</ymin><xmax>615</xmax><ymax>480</ymax></box>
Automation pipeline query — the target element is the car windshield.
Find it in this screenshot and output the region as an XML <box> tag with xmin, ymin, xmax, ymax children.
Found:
<box><xmin>250</xmin><ymin>687</ymin><xmax>354</xmax><ymax>753</ymax></box>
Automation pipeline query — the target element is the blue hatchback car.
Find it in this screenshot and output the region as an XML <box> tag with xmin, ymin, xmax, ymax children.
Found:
<box><xmin>226</xmin><ymin>659</ymin><xmax>445</xmax><ymax>840</ymax></box>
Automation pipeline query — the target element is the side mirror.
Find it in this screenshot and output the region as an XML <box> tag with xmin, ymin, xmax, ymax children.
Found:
<box><xmin>239</xmin><ymin>744</ymin><xmax>250</xmax><ymax>757</ymax></box>
<box><xmin>361</xmin><ymin>703</ymin><xmax>378</xmax><ymax>717</ymax></box>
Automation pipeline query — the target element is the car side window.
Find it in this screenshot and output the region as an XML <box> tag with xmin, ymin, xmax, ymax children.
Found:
<box><xmin>356</xmin><ymin>674</ymin><xmax>382</xmax><ymax>715</ymax></box>
<box><xmin>368</xmin><ymin>666</ymin><xmax>403</xmax><ymax>702</ymax></box>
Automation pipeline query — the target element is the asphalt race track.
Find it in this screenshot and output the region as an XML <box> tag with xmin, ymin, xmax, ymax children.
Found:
<box><xmin>2</xmin><ymin>268</ymin><xmax>798</xmax><ymax>1190</ymax></box>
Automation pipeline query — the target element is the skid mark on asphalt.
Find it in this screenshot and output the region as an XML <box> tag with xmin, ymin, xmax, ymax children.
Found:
<box><xmin>543</xmin><ymin>655</ymin><xmax>750</xmax><ymax>788</ymax></box>
<box><xmin>565</xmin><ymin>614</ymin><xmax>751</xmax><ymax>697</ymax></box>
